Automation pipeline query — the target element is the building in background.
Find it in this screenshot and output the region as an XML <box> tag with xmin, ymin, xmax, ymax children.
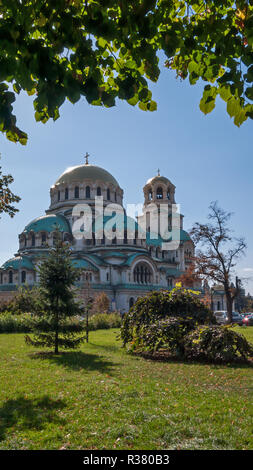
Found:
<box><xmin>0</xmin><ymin>157</ymin><xmax>194</xmax><ymax>311</ymax></box>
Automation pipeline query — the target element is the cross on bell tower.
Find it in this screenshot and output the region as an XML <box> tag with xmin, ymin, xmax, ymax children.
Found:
<box><xmin>84</xmin><ymin>152</ymin><xmax>90</xmax><ymax>165</ymax></box>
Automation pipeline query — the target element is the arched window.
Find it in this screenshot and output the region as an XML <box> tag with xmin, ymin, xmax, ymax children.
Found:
<box><xmin>31</xmin><ymin>234</ymin><xmax>35</xmax><ymax>247</ymax></box>
<box><xmin>58</xmin><ymin>190</ymin><xmax>61</xmax><ymax>202</ymax></box>
<box><xmin>86</xmin><ymin>186</ymin><xmax>90</xmax><ymax>198</ymax></box>
<box><xmin>21</xmin><ymin>271</ymin><xmax>26</xmax><ymax>283</ymax></box>
<box><xmin>65</xmin><ymin>188</ymin><xmax>69</xmax><ymax>200</ymax></box>
<box><xmin>9</xmin><ymin>271</ymin><xmax>13</xmax><ymax>284</ymax></box>
<box><xmin>217</xmin><ymin>301</ymin><xmax>221</xmax><ymax>310</ymax></box>
<box><xmin>133</xmin><ymin>263</ymin><xmax>152</xmax><ymax>284</ymax></box>
<box><xmin>41</xmin><ymin>233</ymin><xmax>46</xmax><ymax>245</ymax></box>
<box><xmin>115</xmin><ymin>192</ymin><xmax>117</xmax><ymax>202</ymax></box>
<box><xmin>74</xmin><ymin>186</ymin><xmax>79</xmax><ymax>199</ymax></box>
<box><xmin>107</xmin><ymin>188</ymin><xmax>110</xmax><ymax>200</ymax></box>
<box><xmin>148</xmin><ymin>190</ymin><xmax>152</xmax><ymax>201</ymax></box>
<box><xmin>156</xmin><ymin>187</ymin><xmax>163</xmax><ymax>199</ymax></box>
<box><xmin>0</xmin><ymin>272</ymin><xmax>3</xmax><ymax>284</ymax></box>
<box><xmin>97</xmin><ymin>187</ymin><xmax>101</xmax><ymax>196</ymax></box>
<box><xmin>167</xmin><ymin>189</ymin><xmax>170</xmax><ymax>200</ymax></box>
<box><xmin>129</xmin><ymin>297</ymin><xmax>135</xmax><ymax>309</ymax></box>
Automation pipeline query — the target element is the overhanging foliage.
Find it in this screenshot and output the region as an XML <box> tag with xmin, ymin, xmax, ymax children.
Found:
<box><xmin>0</xmin><ymin>1</ymin><xmax>253</xmax><ymax>144</ymax></box>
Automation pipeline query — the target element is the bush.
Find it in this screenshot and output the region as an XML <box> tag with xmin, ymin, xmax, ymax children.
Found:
<box><xmin>0</xmin><ymin>285</ymin><xmax>39</xmax><ymax>315</ymax></box>
<box><xmin>88</xmin><ymin>313</ymin><xmax>122</xmax><ymax>331</ymax></box>
<box><xmin>0</xmin><ymin>311</ymin><xmax>122</xmax><ymax>334</ymax></box>
<box><xmin>0</xmin><ymin>312</ymin><xmax>33</xmax><ymax>333</ymax></box>
<box><xmin>184</xmin><ymin>326</ymin><xmax>253</xmax><ymax>362</ymax></box>
<box><xmin>128</xmin><ymin>317</ymin><xmax>196</xmax><ymax>355</ymax></box>
<box><xmin>121</xmin><ymin>286</ymin><xmax>215</xmax><ymax>346</ymax></box>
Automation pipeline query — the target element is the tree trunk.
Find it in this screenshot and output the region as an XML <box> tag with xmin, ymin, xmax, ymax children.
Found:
<box><xmin>225</xmin><ymin>288</ymin><xmax>233</xmax><ymax>324</ymax></box>
<box><xmin>55</xmin><ymin>331</ymin><xmax>59</xmax><ymax>354</ymax></box>
<box><xmin>55</xmin><ymin>298</ymin><xmax>59</xmax><ymax>354</ymax></box>
<box><xmin>86</xmin><ymin>307</ymin><xmax>89</xmax><ymax>343</ymax></box>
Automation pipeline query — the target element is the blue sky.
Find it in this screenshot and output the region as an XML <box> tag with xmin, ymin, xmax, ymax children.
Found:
<box><xmin>0</xmin><ymin>66</ymin><xmax>252</xmax><ymax>294</ymax></box>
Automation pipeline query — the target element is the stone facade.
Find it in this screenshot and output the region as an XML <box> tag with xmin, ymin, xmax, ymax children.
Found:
<box><xmin>0</xmin><ymin>161</ymin><xmax>195</xmax><ymax>312</ymax></box>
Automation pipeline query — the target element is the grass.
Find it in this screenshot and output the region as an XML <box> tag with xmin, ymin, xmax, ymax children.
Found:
<box><xmin>0</xmin><ymin>326</ymin><xmax>252</xmax><ymax>450</ymax></box>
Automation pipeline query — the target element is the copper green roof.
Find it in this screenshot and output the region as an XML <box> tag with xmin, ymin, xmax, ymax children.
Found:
<box><xmin>1</xmin><ymin>256</ymin><xmax>34</xmax><ymax>270</ymax></box>
<box><xmin>146</xmin><ymin>229</ymin><xmax>191</xmax><ymax>246</ymax></box>
<box><xmin>23</xmin><ymin>214</ymin><xmax>71</xmax><ymax>234</ymax></box>
<box><xmin>71</xmin><ymin>258</ymin><xmax>98</xmax><ymax>271</ymax></box>
<box><xmin>54</xmin><ymin>164</ymin><xmax>119</xmax><ymax>187</ymax></box>
<box><xmin>166</xmin><ymin>268</ymin><xmax>184</xmax><ymax>277</ymax></box>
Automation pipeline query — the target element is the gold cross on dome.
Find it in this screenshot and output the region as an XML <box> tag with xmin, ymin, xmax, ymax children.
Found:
<box><xmin>157</xmin><ymin>168</ymin><xmax>160</xmax><ymax>176</ymax></box>
<box><xmin>84</xmin><ymin>152</ymin><xmax>90</xmax><ymax>165</ymax></box>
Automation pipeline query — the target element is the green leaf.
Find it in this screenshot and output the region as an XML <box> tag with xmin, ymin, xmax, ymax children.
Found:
<box><xmin>199</xmin><ymin>86</ymin><xmax>217</xmax><ymax>115</ymax></box>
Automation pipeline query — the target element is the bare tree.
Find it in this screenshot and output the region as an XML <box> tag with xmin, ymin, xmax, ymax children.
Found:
<box><xmin>190</xmin><ymin>202</ymin><xmax>246</xmax><ymax>324</ymax></box>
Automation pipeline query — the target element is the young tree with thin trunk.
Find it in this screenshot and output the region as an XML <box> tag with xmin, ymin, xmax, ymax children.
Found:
<box><xmin>25</xmin><ymin>228</ymin><xmax>85</xmax><ymax>354</ymax></box>
<box><xmin>190</xmin><ymin>202</ymin><xmax>246</xmax><ymax>324</ymax></box>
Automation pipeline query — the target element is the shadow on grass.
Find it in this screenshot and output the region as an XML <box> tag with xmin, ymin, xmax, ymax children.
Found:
<box><xmin>0</xmin><ymin>395</ymin><xmax>66</xmax><ymax>441</ymax></box>
<box><xmin>135</xmin><ymin>351</ymin><xmax>253</xmax><ymax>369</ymax></box>
<box><xmin>28</xmin><ymin>350</ymin><xmax>120</xmax><ymax>373</ymax></box>
<box><xmin>88</xmin><ymin>342</ymin><xmax>121</xmax><ymax>354</ymax></box>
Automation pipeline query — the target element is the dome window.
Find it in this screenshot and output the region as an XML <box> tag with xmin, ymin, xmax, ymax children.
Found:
<box><xmin>86</xmin><ymin>186</ymin><xmax>90</xmax><ymax>198</ymax></box>
<box><xmin>0</xmin><ymin>273</ymin><xmax>3</xmax><ymax>284</ymax></box>
<box><xmin>97</xmin><ymin>187</ymin><xmax>101</xmax><ymax>196</ymax></box>
<box><xmin>148</xmin><ymin>190</ymin><xmax>152</xmax><ymax>201</ymax></box>
<box><xmin>107</xmin><ymin>188</ymin><xmax>110</xmax><ymax>200</ymax></box>
<box><xmin>41</xmin><ymin>233</ymin><xmax>46</xmax><ymax>245</ymax></box>
<box><xmin>9</xmin><ymin>270</ymin><xmax>13</xmax><ymax>284</ymax></box>
<box><xmin>167</xmin><ymin>189</ymin><xmax>170</xmax><ymax>200</ymax></box>
<box><xmin>74</xmin><ymin>186</ymin><xmax>79</xmax><ymax>199</ymax></box>
<box><xmin>156</xmin><ymin>187</ymin><xmax>163</xmax><ymax>199</ymax></box>
<box><xmin>31</xmin><ymin>234</ymin><xmax>35</xmax><ymax>247</ymax></box>
<box><xmin>65</xmin><ymin>188</ymin><xmax>69</xmax><ymax>200</ymax></box>
<box><xmin>21</xmin><ymin>271</ymin><xmax>26</xmax><ymax>283</ymax></box>
<box><xmin>58</xmin><ymin>190</ymin><xmax>61</xmax><ymax>202</ymax></box>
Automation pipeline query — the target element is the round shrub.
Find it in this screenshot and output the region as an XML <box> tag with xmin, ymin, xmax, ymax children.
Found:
<box><xmin>121</xmin><ymin>286</ymin><xmax>215</xmax><ymax>346</ymax></box>
<box><xmin>129</xmin><ymin>317</ymin><xmax>196</xmax><ymax>355</ymax></box>
<box><xmin>184</xmin><ymin>326</ymin><xmax>253</xmax><ymax>362</ymax></box>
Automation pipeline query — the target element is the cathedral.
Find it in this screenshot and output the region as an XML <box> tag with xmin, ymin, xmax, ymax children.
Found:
<box><xmin>0</xmin><ymin>157</ymin><xmax>194</xmax><ymax>312</ymax></box>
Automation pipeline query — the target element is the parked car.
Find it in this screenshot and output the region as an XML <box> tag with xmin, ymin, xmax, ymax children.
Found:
<box><xmin>214</xmin><ymin>311</ymin><xmax>227</xmax><ymax>324</ymax></box>
<box><xmin>242</xmin><ymin>313</ymin><xmax>253</xmax><ymax>326</ymax></box>
<box><xmin>214</xmin><ymin>311</ymin><xmax>243</xmax><ymax>325</ymax></box>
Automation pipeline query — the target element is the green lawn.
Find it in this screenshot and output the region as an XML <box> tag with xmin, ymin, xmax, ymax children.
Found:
<box><xmin>0</xmin><ymin>327</ymin><xmax>252</xmax><ymax>450</ymax></box>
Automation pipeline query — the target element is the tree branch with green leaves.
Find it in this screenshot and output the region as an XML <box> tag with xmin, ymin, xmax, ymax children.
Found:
<box><xmin>0</xmin><ymin>1</ymin><xmax>253</xmax><ymax>145</ymax></box>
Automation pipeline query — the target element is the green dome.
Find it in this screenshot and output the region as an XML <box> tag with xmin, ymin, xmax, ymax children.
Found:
<box><xmin>55</xmin><ymin>164</ymin><xmax>119</xmax><ymax>187</ymax></box>
<box><xmin>1</xmin><ymin>256</ymin><xmax>34</xmax><ymax>270</ymax></box>
<box><xmin>23</xmin><ymin>214</ymin><xmax>71</xmax><ymax>234</ymax></box>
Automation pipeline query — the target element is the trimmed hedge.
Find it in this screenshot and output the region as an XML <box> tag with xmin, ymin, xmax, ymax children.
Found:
<box><xmin>88</xmin><ymin>313</ymin><xmax>122</xmax><ymax>331</ymax></box>
<box><xmin>0</xmin><ymin>311</ymin><xmax>122</xmax><ymax>333</ymax></box>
